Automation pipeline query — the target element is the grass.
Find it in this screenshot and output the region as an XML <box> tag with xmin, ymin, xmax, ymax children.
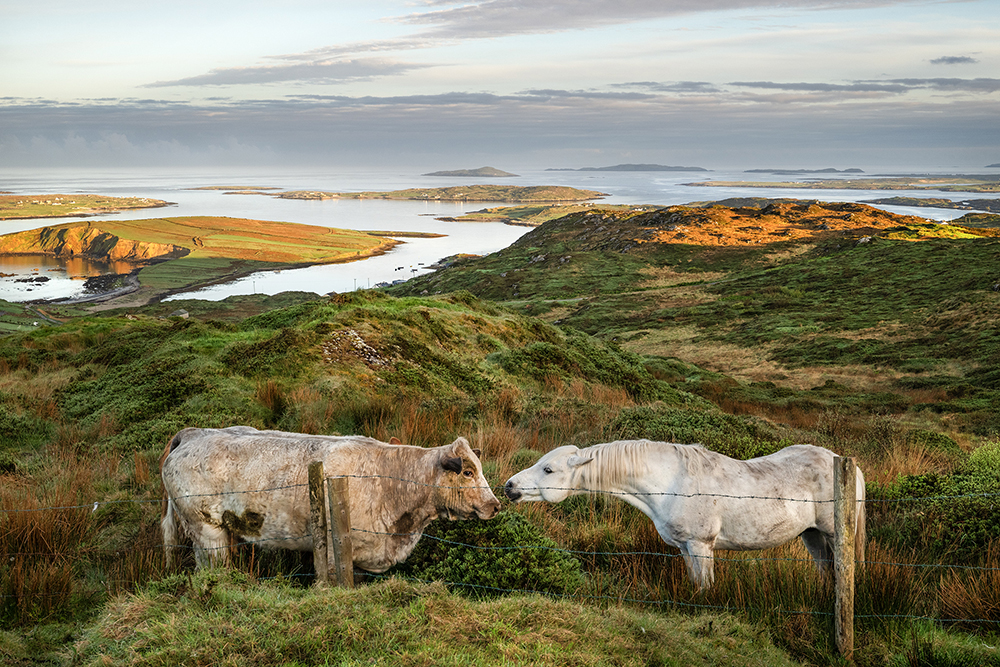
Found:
<box><xmin>68</xmin><ymin>573</ymin><xmax>804</xmax><ymax>667</ymax></box>
<box><xmin>4</xmin><ymin>199</ymin><xmax>1000</xmax><ymax>665</ymax></box>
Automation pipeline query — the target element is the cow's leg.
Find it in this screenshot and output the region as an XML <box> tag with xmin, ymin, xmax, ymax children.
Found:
<box><xmin>681</xmin><ymin>540</ymin><xmax>715</xmax><ymax>591</ymax></box>
<box><xmin>800</xmin><ymin>528</ymin><xmax>834</xmax><ymax>579</ymax></box>
<box><xmin>191</xmin><ymin>522</ymin><xmax>232</xmax><ymax>568</ymax></box>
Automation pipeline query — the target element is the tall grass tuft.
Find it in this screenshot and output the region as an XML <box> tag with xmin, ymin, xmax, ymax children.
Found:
<box><xmin>0</xmin><ymin>450</ymin><xmax>97</xmax><ymax>624</ymax></box>
<box><xmin>938</xmin><ymin>542</ymin><xmax>1000</xmax><ymax>631</ymax></box>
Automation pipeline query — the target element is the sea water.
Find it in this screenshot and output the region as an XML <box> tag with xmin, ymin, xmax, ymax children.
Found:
<box><xmin>0</xmin><ymin>166</ymin><xmax>984</xmax><ymax>303</ymax></box>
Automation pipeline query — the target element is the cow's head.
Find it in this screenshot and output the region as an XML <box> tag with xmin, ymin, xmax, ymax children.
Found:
<box><xmin>436</xmin><ymin>437</ymin><xmax>500</xmax><ymax>520</ymax></box>
<box><xmin>503</xmin><ymin>445</ymin><xmax>591</xmax><ymax>503</ymax></box>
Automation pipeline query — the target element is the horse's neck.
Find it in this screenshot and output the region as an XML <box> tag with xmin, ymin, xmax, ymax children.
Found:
<box><xmin>581</xmin><ymin>442</ymin><xmax>678</xmax><ymax>513</ymax></box>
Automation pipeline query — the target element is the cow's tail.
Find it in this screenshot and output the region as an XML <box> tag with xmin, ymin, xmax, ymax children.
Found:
<box><xmin>855</xmin><ymin>467</ymin><xmax>867</xmax><ymax>567</ymax></box>
<box><xmin>160</xmin><ymin>432</ymin><xmax>186</xmax><ymax>569</ymax></box>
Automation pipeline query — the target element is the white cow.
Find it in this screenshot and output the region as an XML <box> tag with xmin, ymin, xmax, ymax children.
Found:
<box><xmin>504</xmin><ymin>440</ymin><xmax>865</xmax><ymax>590</ymax></box>
<box><xmin>161</xmin><ymin>426</ymin><xmax>500</xmax><ymax>572</ymax></box>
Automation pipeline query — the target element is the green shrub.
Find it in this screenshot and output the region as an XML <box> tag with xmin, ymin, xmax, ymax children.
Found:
<box><xmin>905</xmin><ymin>429</ymin><xmax>963</xmax><ymax>456</ymax></box>
<box><xmin>489</xmin><ymin>333</ymin><xmax>678</xmax><ymax>402</ymax></box>
<box><xmin>967</xmin><ymin>440</ymin><xmax>1000</xmax><ymax>475</ymax></box>
<box><xmin>390</xmin><ymin>511</ymin><xmax>586</xmax><ymax>598</ymax></box>
<box><xmin>607</xmin><ymin>404</ymin><xmax>783</xmax><ymax>458</ymax></box>
<box><xmin>881</xmin><ymin>462</ymin><xmax>1000</xmax><ymax>559</ymax></box>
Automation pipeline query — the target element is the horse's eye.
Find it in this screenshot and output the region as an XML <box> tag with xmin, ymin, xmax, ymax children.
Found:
<box><xmin>543</xmin><ymin>466</ymin><xmax>553</xmax><ymax>474</ymax></box>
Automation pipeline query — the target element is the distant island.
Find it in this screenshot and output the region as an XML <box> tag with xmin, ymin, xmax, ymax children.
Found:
<box><xmin>273</xmin><ymin>185</ymin><xmax>606</xmax><ymax>202</ymax></box>
<box><xmin>687</xmin><ymin>174</ymin><xmax>1000</xmax><ymax>194</ymax></box>
<box><xmin>422</xmin><ymin>167</ymin><xmax>519</xmax><ymax>177</ymax></box>
<box><xmin>744</xmin><ymin>168</ymin><xmax>864</xmax><ymax>175</ymax></box>
<box><xmin>547</xmin><ymin>164</ymin><xmax>708</xmax><ymax>172</ymax></box>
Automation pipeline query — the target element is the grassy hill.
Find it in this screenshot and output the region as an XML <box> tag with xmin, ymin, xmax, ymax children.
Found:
<box><xmin>2</xmin><ymin>200</ymin><xmax>1000</xmax><ymax>666</ymax></box>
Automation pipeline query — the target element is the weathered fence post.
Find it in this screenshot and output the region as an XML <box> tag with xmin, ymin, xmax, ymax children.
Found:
<box><xmin>834</xmin><ymin>456</ymin><xmax>857</xmax><ymax>661</ymax></box>
<box><xmin>326</xmin><ymin>476</ymin><xmax>355</xmax><ymax>588</ymax></box>
<box><xmin>308</xmin><ymin>461</ymin><xmax>329</xmax><ymax>586</ymax></box>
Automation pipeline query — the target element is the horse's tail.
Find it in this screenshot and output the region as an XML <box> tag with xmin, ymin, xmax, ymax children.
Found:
<box><xmin>855</xmin><ymin>467</ymin><xmax>867</xmax><ymax>566</ymax></box>
<box><xmin>160</xmin><ymin>431</ymin><xmax>186</xmax><ymax>569</ymax></box>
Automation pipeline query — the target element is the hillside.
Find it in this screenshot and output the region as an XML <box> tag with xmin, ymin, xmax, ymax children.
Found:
<box><xmin>3</xmin><ymin>200</ymin><xmax>1000</xmax><ymax>666</ymax></box>
<box><xmin>389</xmin><ymin>200</ymin><xmax>1000</xmax><ymax>434</ymax></box>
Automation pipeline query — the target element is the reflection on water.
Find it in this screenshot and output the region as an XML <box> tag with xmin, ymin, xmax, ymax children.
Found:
<box><xmin>0</xmin><ymin>255</ymin><xmax>134</xmax><ymax>302</ymax></box>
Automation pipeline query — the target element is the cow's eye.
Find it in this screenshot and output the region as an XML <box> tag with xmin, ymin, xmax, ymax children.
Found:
<box><xmin>543</xmin><ymin>466</ymin><xmax>553</xmax><ymax>474</ymax></box>
<box><xmin>462</xmin><ymin>469</ymin><xmax>474</xmax><ymax>478</ymax></box>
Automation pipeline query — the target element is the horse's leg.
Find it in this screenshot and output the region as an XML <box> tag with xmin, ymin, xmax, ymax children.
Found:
<box><xmin>800</xmin><ymin>528</ymin><xmax>833</xmax><ymax>579</ymax></box>
<box><xmin>191</xmin><ymin>521</ymin><xmax>232</xmax><ymax>569</ymax></box>
<box><xmin>681</xmin><ymin>541</ymin><xmax>715</xmax><ymax>590</ymax></box>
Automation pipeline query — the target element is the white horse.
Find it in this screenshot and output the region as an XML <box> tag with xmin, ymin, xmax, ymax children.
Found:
<box><xmin>503</xmin><ymin>440</ymin><xmax>865</xmax><ymax>590</ymax></box>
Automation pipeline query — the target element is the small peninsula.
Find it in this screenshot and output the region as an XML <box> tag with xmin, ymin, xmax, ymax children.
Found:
<box><xmin>0</xmin><ymin>216</ymin><xmax>409</xmax><ymax>307</ymax></box>
<box><xmin>547</xmin><ymin>164</ymin><xmax>708</xmax><ymax>172</ymax></box>
<box><xmin>422</xmin><ymin>167</ymin><xmax>519</xmax><ymax>177</ymax></box>
<box><xmin>273</xmin><ymin>185</ymin><xmax>606</xmax><ymax>202</ymax></box>
<box><xmin>0</xmin><ymin>194</ymin><xmax>171</xmax><ymax>220</ymax></box>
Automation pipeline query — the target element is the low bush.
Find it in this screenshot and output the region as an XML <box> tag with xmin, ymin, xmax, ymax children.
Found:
<box><xmin>389</xmin><ymin>510</ymin><xmax>586</xmax><ymax>597</ymax></box>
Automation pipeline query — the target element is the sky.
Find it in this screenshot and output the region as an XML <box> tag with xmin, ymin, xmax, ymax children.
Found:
<box><xmin>1</xmin><ymin>0</ymin><xmax>998</xmax><ymax>171</ymax></box>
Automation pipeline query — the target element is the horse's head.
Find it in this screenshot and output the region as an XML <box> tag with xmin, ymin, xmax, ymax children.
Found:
<box><xmin>504</xmin><ymin>445</ymin><xmax>593</xmax><ymax>503</ymax></box>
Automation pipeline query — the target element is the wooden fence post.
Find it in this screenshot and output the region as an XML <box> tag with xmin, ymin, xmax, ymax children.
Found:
<box><xmin>834</xmin><ymin>456</ymin><xmax>856</xmax><ymax>661</ymax></box>
<box><xmin>326</xmin><ymin>476</ymin><xmax>355</xmax><ymax>588</ymax></box>
<box><xmin>308</xmin><ymin>461</ymin><xmax>329</xmax><ymax>586</ymax></box>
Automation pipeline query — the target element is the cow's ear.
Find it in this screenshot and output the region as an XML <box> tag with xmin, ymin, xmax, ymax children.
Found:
<box><xmin>389</xmin><ymin>436</ymin><xmax>401</xmax><ymax>444</ymax></box>
<box><xmin>442</xmin><ymin>456</ymin><xmax>463</xmax><ymax>473</ymax></box>
<box><xmin>472</xmin><ymin>448</ymin><xmax>482</xmax><ymax>458</ymax></box>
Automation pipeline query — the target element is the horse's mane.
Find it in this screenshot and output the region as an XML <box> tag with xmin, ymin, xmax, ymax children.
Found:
<box><xmin>577</xmin><ymin>439</ymin><xmax>714</xmax><ymax>492</ymax></box>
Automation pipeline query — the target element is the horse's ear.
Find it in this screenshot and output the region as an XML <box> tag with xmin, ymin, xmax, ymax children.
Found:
<box><xmin>567</xmin><ymin>455</ymin><xmax>593</xmax><ymax>468</ymax></box>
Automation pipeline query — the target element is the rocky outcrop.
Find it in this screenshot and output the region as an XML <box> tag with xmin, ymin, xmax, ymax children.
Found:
<box><xmin>0</xmin><ymin>225</ymin><xmax>189</xmax><ymax>262</ymax></box>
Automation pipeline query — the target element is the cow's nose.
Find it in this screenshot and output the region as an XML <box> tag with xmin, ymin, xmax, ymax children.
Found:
<box><xmin>504</xmin><ymin>480</ymin><xmax>521</xmax><ymax>501</ymax></box>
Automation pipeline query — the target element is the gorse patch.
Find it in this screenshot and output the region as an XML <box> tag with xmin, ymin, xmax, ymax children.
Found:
<box><xmin>389</xmin><ymin>511</ymin><xmax>586</xmax><ymax>597</ymax></box>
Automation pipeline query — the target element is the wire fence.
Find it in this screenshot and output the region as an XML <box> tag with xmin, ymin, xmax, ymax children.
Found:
<box><xmin>2</xmin><ymin>475</ymin><xmax>999</xmax><ymax>628</ymax></box>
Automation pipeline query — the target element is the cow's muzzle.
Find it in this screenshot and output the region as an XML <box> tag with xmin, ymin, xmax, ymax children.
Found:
<box><xmin>477</xmin><ymin>499</ymin><xmax>501</xmax><ymax>519</ymax></box>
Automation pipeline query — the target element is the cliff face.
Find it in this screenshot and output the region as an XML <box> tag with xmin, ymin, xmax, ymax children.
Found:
<box><xmin>0</xmin><ymin>226</ymin><xmax>189</xmax><ymax>262</ymax></box>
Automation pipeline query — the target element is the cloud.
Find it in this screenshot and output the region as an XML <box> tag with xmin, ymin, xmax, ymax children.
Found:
<box><xmin>395</xmin><ymin>0</ymin><xmax>915</xmax><ymax>39</ymax></box>
<box><xmin>930</xmin><ymin>56</ymin><xmax>979</xmax><ymax>65</ymax></box>
<box><xmin>144</xmin><ymin>58</ymin><xmax>429</xmax><ymax>88</ymax></box>
<box><xmin>616</xmin><ymin>81</ymin><xmax>722</xmax><ymax>94</ymax></box>
<box><xmin>2</xmin><ymin>82</ymin><xmax>996</xmax><ymax>169</ymax></box>
<box><xmin>731</xmin><ymin>81</ymin><xmax>910</xmax><ymax>93</ymax></box>
<box><xmin>731</xmin><ymin>79</ymin><xmax>1000</xmax><ymax>94</ymax></box>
